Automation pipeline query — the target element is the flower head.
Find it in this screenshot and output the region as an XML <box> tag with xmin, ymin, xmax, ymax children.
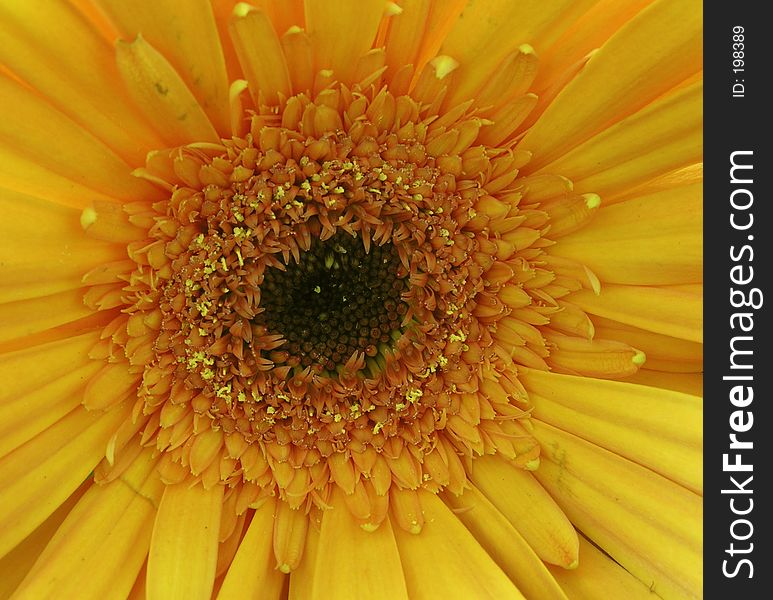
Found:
<box><xmin>0</xmin><ymin>1</ymin><xmax>702</xmax><ymax>599</ymax></box>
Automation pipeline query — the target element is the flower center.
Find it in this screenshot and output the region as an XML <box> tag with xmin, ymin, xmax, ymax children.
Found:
<box><xmin>257</xmin><ymin>232</ymin><xmax>408</xmax><ymax>374</ymax></box>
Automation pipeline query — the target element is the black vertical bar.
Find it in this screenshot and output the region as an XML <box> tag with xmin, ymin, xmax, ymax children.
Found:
<box><xmin>704</xmin><ymin>2</ymin><xmax>770</xmax><ymax>598</ymax></box>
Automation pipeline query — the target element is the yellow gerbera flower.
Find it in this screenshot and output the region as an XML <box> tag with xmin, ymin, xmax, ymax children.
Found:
<box><xmin>0</xmin><ymin>0</ymin><xmax>702</xmax><ymax>599</ymax></box>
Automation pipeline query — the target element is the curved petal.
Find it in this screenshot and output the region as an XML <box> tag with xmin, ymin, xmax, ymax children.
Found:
<box><xmin>393</xmin><ymin>491</ymin><xmax>526</xmax><ymax>599</ymax></box>
<box><xmin>0</xmin><ymin>481</ymin><xmax>89</xmax><ymax>598</ymax></box>
<box><xmin>0</xmin><ymin>404</ymin><xmax>129</xmax><ymax>559</ymax></box>
<box><xmin>11</xmin><ymin>450</ymin><xmax>162</xmax><ymax>600</ymax></box>
<box><xmin>439</xmin><ymin>0</ymin><xmax>596</xmax><ymax>107</ymax></box>
<box><xmin>520</xmin><ymin>0</ymin><xmax>701</xmax><ymax>170</ymax></box>
<box><xmin>116</xmin><ymin>36</ymin><xmax>221</xmax><ymax>145</ymax></box>
<box><xmin>304</xmin><ymin>0</ymin><xmax>385</xmax><ymax>85</ymax></box>
<box><xmin>442</xmin><ymin>486</ymin><xmax>568</xmax><ymax>600</ymax></box>
<box><xmin>0</xmin><ymin>1</ymin><xmax>164</xmax><ymax>164</ymax></box>
<box><xmin>523</xmin><ymin>368</ymin><xmax>702</xmax><ymax>493</ymax></box>
<box><xmin>548</xmin><ymin>535</ymin><xmax>657</xmax><ymax>599</ymax></box>
<box><xmin>532</xmin><ymin>420</ymin><xmax>703</xmax><ymax>600</ymax></box>
<box><xmin>312</xmin><ymin>487</ymin><xmax>409</xmax><ymax>600</ymax></box>
<box><xmin>0</xmin><ymin>75</ymin><xmax>156</xmax><ymax>202</ymax></box>
<box><xmin>147</xmin><ymin>482</ymin><xmax>224</xmax><ymax>600</ymax></box>
<box><xmin>97</xmin><ymin>0</ymin><xmax>231</xmax><ymax>136</ymax></box>
<box><xmin>537</xmin><ymin>81</ymin><xmax>702</xmax><ymax>202</ymax></box>
<box><xmin>549</xmin><ymin>181</ymin><xmax>702</xmax><ymax>285</ymax></box>
<box><xmin>217</xmin><ymin>498</ymin><xmax>285</xmax><ymax>600</ymax></box>
<box><xmin>568</xmin><ymin>283</ymin><xmax>702</xmax><ymax>343</ymax></box>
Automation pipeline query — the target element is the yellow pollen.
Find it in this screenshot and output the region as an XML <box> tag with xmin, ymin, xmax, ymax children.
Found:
<box><xmin>524</xmin><ymin>458</ymin><xmax>541</xmax><ymax>471</ymax></box>
<box><xmin>632</xmin><ymin>350</ymin><xmax>647</xmax><ymax>366</ymax></box>
<box><xmin>236</xmin><ymin>249</ymin><xmax>244</xmax><ymax>266</ymax></box>
<box><xmin>430</xmin><ymin>55</ymin><xmax>459</xmax><ymax>80</ymax></box>
<box><xmin>384</xmin><ymin>2</ymin><xmax>402</xmax><ymax>16</ymax></box>
<box><xmin>79</xmin><ymin>206</ymin><xmax>97</xmax><ymax>230</ymax></box>
<box><xmin>583</xmin><ymin>193</ymin><xmax>602</xmax><ymax>209</ymax></box>
<box><xmin>405</xmin><ymin>388</ymin><xmax>423</xmax><ymax>404</ymax></box>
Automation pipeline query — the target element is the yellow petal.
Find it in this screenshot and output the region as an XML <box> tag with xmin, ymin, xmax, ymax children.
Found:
<box><xmin>304</xmin><ymin>0</ymin><xmax>385</xmax><ymax>84</ymax></box>
<box><xmin>116</xmin><ymin>35</ymin><xmax>220</xmax><ymax>145</ymax></box>
<box><xmin>550</xmin><ymin>181</ymin><xmax>701</xmax><ymax>285</ymax></box>
<box><xmin>591</xmin><ymin>315</ymin><xmax>703</xmax><ymax>373</ymax></box>
<box><xmin>229</xmin><ymin>4</ymin><xmax>292</xmax><ymax>105</ymax></box>
<box><xmin>0</xmin><ymin>75</ymin><xmax>155</xmax><ymax>203</ymax></box>
<box><xmin>0</xmin><ymin>190</ymin><xmax>127</xmax><ymax>302</ymax></box>
<box><xmin>543</xmin><ymin>331</ymin><xmax>645</xmax><ymax>379</ymax></box>
<box><xmin>287</xmin><ymin>517</ymin><xmax>319</xmax><ymax>600</ymax></box>
<box><xmin>384</xmin><ymin>0</ymin><xmax>430</xmax><ymax>79</ymax></box>
<box><xmin>540</xmin><ymin>81</ymin><xmax>702</xmax><ymax>205</ymax></box>
<box><xmin>623</xmin><ymin>369</ymin><xmax>703</xmax><ymax>397</ymax></box>
<box><xmin>0</xmin><ymin>330</ymin><xmax>98</xmax><ymax>399</ymax></box>
<box><xmin>523</xmin><ymin>368</ymin><xmax>702</xmax><ymax>494</ymax></box>
<box><xmin>217</xmin><ymin>497</ymin><xmax>285</xmax><ymax>600</ymax></box>
<box><xmin>311</xmin><ymin>487</ymin><xmax>408</xmax><ymax>599</ymax></box>
<box><xmin>0</xmin><ymin>310</ymin><xmax>111</xmax><ymax>356</ymax></box>
<box><xmin>469</xmin><ymin>455</ymin><xmax>579</xmax><ymax>567</ymax></box>
<box><xmin>520</xmin><ymin>0</ymin><xmax>701</xmax><ymax>170</ymax></box>
<box><xmin>393</xmin><ymin>490</ymin><xmax>525</xmax><ymax>599</ymax></box>
<box><xmin>272</xmin><ymin>500</ymin><xmax>308</xmax><ymax>572</ymax></box>
<box><xmin>0</xmin><ymin>289</ymin><xmax>95</xmax><ymax>346</ymax></box>
<box><xmin>409</xmin><ymin>0</ymin><xmax>467</xmax><ymax>86</ymax></box>
<box><xmin>0</xmin><ymin>480</ymin><xmax>89</xmax><ymax>598</ymax></box>
<box><xmin>0</xmin><ymin>360</ymin><xmax>101</xmax><ymax>459</ymax></box>
<box><xmin>548</xmin><ymin>535</ymin><xmax>657</xmax><ymax>600</ymax></box>
<box><xmin>0</xmin><ymin>404</ymin><xmax>129</xmax><ymax>558</ymax></box>
<box><xmin>0</xmin><ymin>2</ymin><xmax>164</xmax><ymax>164</ymax></box>
<box><xmin>532</xmin><ymin>420</ymin><xmax>703</xmax><ymax>600</ymax></box>
<box><xmin>442</xmin><ymin>486</ymin><xmax>568</xmax><ymax>600</ymax></box>
<box><xmin>280</xmin><ymin>26</ymin><xmax>314</xmax><ymax>95</ymax></box>
<box><xmin>83</xmin><ymin>362</ymin><xmax>142</xmax><ymax>411</ymax></box>
<box><xmin>258</xmin><ymin>0</ymin><xmax>306</xmax><ymax>36</ymax></box>
<box><xmin>610</xmin><ymin>162</ymin><xmax>703</xmax><ymax>205</ymax></box>
<box><xmin>533</xmin><ymin>0</ymin><xmax>656</xmax><ymax>92</ymax></box>
<box><xmin>98</xmin><ymin>0</ymin><xmax>230</xmax><ymax>135</ymax></box>
<box><xmin>0</xmin><ymin>146</ymin><xmax>120</xmax><ymax>211</ymax></box>
<box><xmin>12</xmin><ymin>449</ymin><xmax>163</xmax><ymax>600</ymax></box>
<box><xmin>80</xmin><ymin>200</ymin><xmax>148</xmax><ymax>245</ymax></box>
<box><xmin>147</xmin><ymin>482</ymin><xmax>224</xmax><ymax>600</ymax></box>
<box><xmin>439</xmin><ymin>0</ymin><xmax>596</xmax><ymax>108</ymax></box>
<box><xmin>568</xmin><ymin>283</ymin><xmax>702</xmax><ymax>342</ymax></box>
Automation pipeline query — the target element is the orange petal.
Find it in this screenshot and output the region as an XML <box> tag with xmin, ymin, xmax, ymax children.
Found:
<box><xmin>116</xmin><ymin>35</ymin><xmax>221</xmax><ymax>145</ymax></box>
<box><xmin>99</xmin><ymin>0</ymin><xmax>230</xmax><ymax>136</ymax></box>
